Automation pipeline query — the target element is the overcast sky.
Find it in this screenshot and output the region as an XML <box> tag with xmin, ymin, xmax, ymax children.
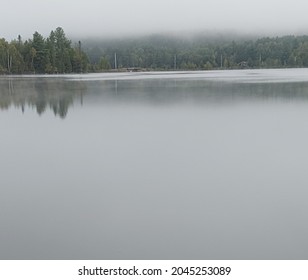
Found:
<box><xmin>1</xmin><ymin>0</ymin><xmax>308</xmax><ymax>40</ymax></box>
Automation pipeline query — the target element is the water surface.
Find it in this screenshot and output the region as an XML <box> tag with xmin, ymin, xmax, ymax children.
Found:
<box><xmin>1</xmin><ymin>69</ymin><xmax>308</xmax><ymax>259</ymax></box>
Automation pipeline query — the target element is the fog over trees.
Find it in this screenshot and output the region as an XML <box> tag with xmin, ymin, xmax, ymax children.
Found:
<box><xmin>2</xmin><ymin>28</ymin><xmax>308</xmax><ymax>74</ymax></box>
<box><xmin>84</xmin><ymin>33</ymin><xmax>308</xmax><ymax>71</ymax></box>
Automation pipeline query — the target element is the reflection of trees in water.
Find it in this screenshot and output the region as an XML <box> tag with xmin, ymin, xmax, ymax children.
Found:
<box><xmin>2</xmin><ymin>76</ymin><xmax>308</xmax><ymax>116</ymax></box>
<box><xmin>99</xmin><ymin>79</ymin><xmax>308</xmax><ymax>105</ymax></box>
<box><xmin>0</xmin><ymin>78</ymin><xmax>86</xmax><ymax>118</ymax></box>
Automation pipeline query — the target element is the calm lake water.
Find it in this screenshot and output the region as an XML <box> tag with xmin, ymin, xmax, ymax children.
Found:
<box><xmin>1</xmin><ymin>69</ymin><xmax>308</xmax><ymax>259</ymax></box>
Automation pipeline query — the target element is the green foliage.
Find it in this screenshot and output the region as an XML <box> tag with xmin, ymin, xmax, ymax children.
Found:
<box><xmin>84</xmin><ymin>34</ymin><xmax>308</xmax><ymax>70</ymax></box>
<box><xmin>98</xmin><ymin>56</ymin><xmax>111</xmax><ymax>70</ymax></box>
<box><xmin>4</xmin><ymin>31</ymin><xmax>308</xmax><ymax>73</ymax></box>
<box><xmin>32</xmin><ymin>31</ymin><xmax>48</xmax><ymax>73</ymax></box>
<box><xmin>0</xmin><ymin>27</ymin><xmax>89</xmax><ymax>74</ymax></box>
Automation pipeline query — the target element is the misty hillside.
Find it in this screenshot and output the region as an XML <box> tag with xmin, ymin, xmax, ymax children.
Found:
<box><xmin>82</xmin><ymin>33</ymin><xmax>308</xmax><ymax>71</ymax></box>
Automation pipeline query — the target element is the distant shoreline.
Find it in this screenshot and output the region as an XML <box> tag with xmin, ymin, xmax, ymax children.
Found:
<box><xmin>1</xmin><ymin>67</ymin><xmax>308</xmax><ymax>77</ymax></box>
<box><xmin>2</xmin><ymin>29</ymin><xmax>308</xmax><ymax>74</ymax></box>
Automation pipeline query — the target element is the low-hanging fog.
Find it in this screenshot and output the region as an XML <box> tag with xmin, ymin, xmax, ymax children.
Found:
<box><xmin>1</xmin><ymin>0</ymin><xmax>308</xmax><ymax>40</ymax></box>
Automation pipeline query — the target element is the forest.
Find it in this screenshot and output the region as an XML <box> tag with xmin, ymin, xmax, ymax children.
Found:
<box><xmin>0</xmin><ymin>27</ymin><xmax>88</xmax><ymax>74</ymax></box>
<box><xmin>2</xmin><ymin>28</ymin><xmax>308</xmax><ymax>74</ymax></box>
<box><xmin>86</xmin><ymin>33</ymin><xmax>308</xmax><ymax>71</ymax></box>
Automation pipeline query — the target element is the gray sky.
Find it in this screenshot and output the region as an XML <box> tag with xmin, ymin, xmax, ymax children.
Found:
<box><xmin>1</xmin><ymin>0</ymin><xmax>308</xmax><ymax>40</ymax></box>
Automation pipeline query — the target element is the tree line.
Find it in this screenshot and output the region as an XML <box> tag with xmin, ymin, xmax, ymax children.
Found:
<box><xmin>3</xmin><ymin>29</ymin><xmax>308</xmax><ymax>74</ymax></box>
<box><xmin>0</xmin><ymin>27</ymin><xmax>88</xmax><ymax>74</ymax></box>
<box><xmin>86</xmin><ymin>34</ymin><xmax>308</xmax><ymax>71</ymax></box>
